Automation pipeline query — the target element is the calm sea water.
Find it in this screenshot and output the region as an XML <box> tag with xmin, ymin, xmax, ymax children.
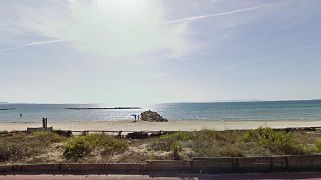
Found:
<box><xmin>1</xmin><ymin>100</ymin><xmax>321</xmax><ymax>122</ymax></box>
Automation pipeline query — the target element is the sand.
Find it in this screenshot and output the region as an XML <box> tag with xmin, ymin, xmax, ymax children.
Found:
<box><xmin>1</xmin><ymin>120</ymin><xmax>321</xmax><ymax>132</ymax></box>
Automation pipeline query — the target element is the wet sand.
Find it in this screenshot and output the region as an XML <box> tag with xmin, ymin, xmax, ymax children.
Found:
<box><xmin>1</xmin><ymin>120</ymin><xmax>321</xmax><ymax>132</ymax></box>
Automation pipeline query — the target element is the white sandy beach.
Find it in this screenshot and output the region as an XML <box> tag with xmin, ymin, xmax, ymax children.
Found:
<box><xmin>1</xmin><ymin>120</ymin><xmax>321</xmax><ymax>132</ymax></box>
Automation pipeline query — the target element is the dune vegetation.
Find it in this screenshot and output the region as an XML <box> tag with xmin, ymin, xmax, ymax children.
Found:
<box><xmin>1</xmin><ymin>127</ymin><xmax>321</xmax><ymax>164</ymax></box>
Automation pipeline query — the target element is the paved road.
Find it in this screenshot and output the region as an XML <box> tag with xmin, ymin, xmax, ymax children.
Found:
<box><xmin>2</xmin><ymin>172</ymin><xmax>321</xmax><ymax>180</ymax></box>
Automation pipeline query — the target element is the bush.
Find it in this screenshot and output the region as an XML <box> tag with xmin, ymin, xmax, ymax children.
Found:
<box><xmin>63</xmin><ymin>136</ymin><xmax>90</xmax><ymax>161</ymax></box>
<box><xmin>315</xmin><ymin>140</ymin><xmax>321</xmax><ymax>152</ymax></box>
<box><xmin>171</xmin><ymin>141</ymin><xmax>183</xmax><ymax>160</ymax></box>
<box><xmin>150</xmin><ymin>128</ymin><xmax>314</xmax><ymax>157</ymax></box>
<box><xmin>150</xmin><ymin>132</ymin><xmax>193</xmax><ymax>151</ymax></box>
<box><xmin>243</xmin><ymin>127</ymin><xmax>305</xmax><ymax>155</ymax></box>
<box><xmin>218</xmin><ymin>145</ymin><xmax>244</xmax><ymax>157</ymax></box>
<box><xmin>190</xmin><ymin>137</ymin><xmax>221</xmax><ymax>157</ymax></box>
<box><xmin>0</xmin><ymin>131</ymin><xmax>8</xmax><ymax>135</ymax></box>
<box><xmin>151</xmin><ymin>130</ymin><xmax>238</xmax><ymax>156</ymax></box>
<box><xmin>63</xmin><ymin>134</ymin><xmax>128</xmax><ymax>161</ymax></box>
<box><xmin>160</xmin><ymin>131</ymin><xmax>193</xmax><ymax>142</ymax></box>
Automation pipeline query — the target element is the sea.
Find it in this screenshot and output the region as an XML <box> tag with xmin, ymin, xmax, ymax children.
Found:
<box><xmin>1</xmin><ymin>100</ymin><xmax>321</xmax><ymax>123</ymax></box>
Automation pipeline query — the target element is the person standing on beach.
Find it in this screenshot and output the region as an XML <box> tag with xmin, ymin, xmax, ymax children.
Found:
<box><xmin>19</xmin><ymin>113</ymin><xmax>22</xmax><ymax>119</ymax></box>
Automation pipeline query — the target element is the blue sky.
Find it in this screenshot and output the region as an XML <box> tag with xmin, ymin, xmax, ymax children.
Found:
<box><xmin>1</xmin><ymin>0</ymin><xmax>321</xmax><ymax>105</ymax></box>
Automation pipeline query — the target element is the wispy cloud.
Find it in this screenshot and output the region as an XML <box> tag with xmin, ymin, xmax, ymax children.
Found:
<box><xmin>225</xmin><ymin>44</ymin><xmax>321</xmax><ymax>71</ymax></box>
<box><xmin>33</xmin><ymin>0</ymin><xmax>189</xmax><ymax>58</ymax></box>
<box><xmin>0</xmin><ymin>39</ymin><xmax>66</xmax><ymax>52</ymax></box>
<box><xmin>0</xmin><ymin>0</ymin><xmax>189</xmax><ymax>58</ymax></box>
<box><xmin>163</xmin><ymin>5</ymin><xmax>270</xmax><ymax>24</ymax></box>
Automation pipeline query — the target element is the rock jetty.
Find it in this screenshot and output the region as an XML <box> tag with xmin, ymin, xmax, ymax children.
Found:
<box><xmin>65</xmin><ymin>107</ymin><xmax>141</xmax><ymax>110</ymax></box>
<box><xmin>140</xmin><ymin>110</ymin><xmax>168</xmax><ymax>122</ymax></box>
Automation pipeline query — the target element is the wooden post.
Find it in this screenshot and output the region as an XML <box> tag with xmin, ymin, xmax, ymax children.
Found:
<box><xmin>42</xmin><ymin>117</ymin><xmax>47</xmax><ymax>129</ymax></box>
<box><xmin>45</xmin><ymin>118</ymin><xmax>48</xmax><ymax>130</ymax></box>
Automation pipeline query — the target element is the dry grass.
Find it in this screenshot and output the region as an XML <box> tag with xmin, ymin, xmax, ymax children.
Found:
<box><xmin>0</xmin><ymin>132</ymin><xmax>65</xmax><ymax>164</ymax></box>
<box><xmin>1</xmin><ymin>128</ymin><xmax>321</xmax><ymax>164</ymax></box>
<box><xmin>149</xmin><ymin>128</ymin><xmax>321</xmax><ymax>159</ymax></box>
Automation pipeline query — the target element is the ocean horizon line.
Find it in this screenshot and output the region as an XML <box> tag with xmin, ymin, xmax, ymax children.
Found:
<box><xmin>2</xmin><ymin>98</ymin><xmax>321</xmax><ymax>105</ymax></box>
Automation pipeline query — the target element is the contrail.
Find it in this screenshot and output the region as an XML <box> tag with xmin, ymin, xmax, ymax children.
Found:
<box><xmin>163</xmin><ymin>5</ymin><xmax>269</xmax><ymax>24</ymax></box>
<box><xmin>0</xmin><ymin>39</ymin><xmax>67</xmax><ymax>52</ymax></box>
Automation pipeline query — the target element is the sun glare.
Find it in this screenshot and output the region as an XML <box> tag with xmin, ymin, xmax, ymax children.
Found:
<box><xmin>94</xmin><ymin>0</ymin><xmax>143</xmax><ymax>9</ymax></box>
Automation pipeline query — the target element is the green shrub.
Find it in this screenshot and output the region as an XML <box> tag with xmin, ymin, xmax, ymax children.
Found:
<box><xmin>171</xmin><ymin>141</ymin><xmax>183</xmax><ymax>160</ymax></box>
<box><xmin>160</xmin><ymin>131</ymin><xmax>193</xmax><ymax>142</ymax></box>
<box><xmin>303</xmin><ymin>144</ymin><xmax>318</xmax><ymax>154</ymax></box>
<box><xmin>84</xmin><ymin>134</ymin><xmax>128</xmax><ymax>155</ymax></box>
<box><xmin>63</xmin><ymin>134</ymin><xmax>128</xmax><ymax>161</ymax></box>
<box><xmin>63</xmin><ymin>136</ymin><xmax>90</xmax><ymax>161</ymax></box>
<box><xmin>150</xmin><ymin>132</ymin><xmax>192</xmax><ymax>151</ymax></box>
<box><xmin>315</xmin><ymin>140</ymin><xmax>321</xmax><ymax>152</ymax></box>
<box><xmin>243</xmin><ymin>127</ymin><xmax>305</xmax><ymax>155</ymax></box>
<box><xmin>243</xmin><ymin>131</ymin><xmax>255</xmax><ymax>142</ymax></box>
<box><xmin>195</xmin><ymin>129</ymin><xmax>227</xmax><ymax>142</ymax></box>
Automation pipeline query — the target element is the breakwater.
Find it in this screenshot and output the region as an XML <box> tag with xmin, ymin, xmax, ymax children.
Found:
<box><xmin>64</xmin><ymin>107</ymin><xmax>141</xmax><ymax>110</ymax></box>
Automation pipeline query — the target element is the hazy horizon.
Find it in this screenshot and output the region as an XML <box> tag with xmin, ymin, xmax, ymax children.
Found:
<box><xmin>1</xmin><ymin>0</ymin><xmax>321</xmax><ymax>105</ymax></box>
<box><xmin>2</xmin><ymin>98</ymin><xmax>321</xmax><ymax>106</ymax></box>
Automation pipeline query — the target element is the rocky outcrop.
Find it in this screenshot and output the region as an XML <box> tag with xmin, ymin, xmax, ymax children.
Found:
<box><xmin>140</xmin><ymin>110</ymin><xmax>168</xmax><ymax>122</ymax></box>
<box><xmin>126</xmin><ymin>132</ymin><xmax>149</xmax><ymax>139</ymax></box>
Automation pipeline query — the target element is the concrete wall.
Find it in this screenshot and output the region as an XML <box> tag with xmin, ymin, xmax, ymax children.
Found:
<box><xmin>108</xmin><ymin>163</ymin><xmax>143</xmax><ymax>173</ymax></box>
<box><xmin>192</xmin><ymin>157</ymin><xmax>236</xmax><ymax>173</ymax></box>
<box><xmin>287</xmin><ymin>155</ymin><xmax>321</xmax><ymax>170</ymax></box>
<box><xmin>1</xmin><ymin>155</ymin><xmax>321</xmax><ymax>174</ymax></box>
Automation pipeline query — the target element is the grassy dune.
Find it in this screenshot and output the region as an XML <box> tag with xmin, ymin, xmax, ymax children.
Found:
<box><xmin>1</xmin><ymin>128</ymin><xmax>321</xmax><ymax>164</ymax></box>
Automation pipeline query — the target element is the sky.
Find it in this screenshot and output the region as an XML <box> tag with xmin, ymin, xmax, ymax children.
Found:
<box><xmin>1</xmin><ymin>0</ymin><xmax>321</xmax><ymax>105</ymax></box>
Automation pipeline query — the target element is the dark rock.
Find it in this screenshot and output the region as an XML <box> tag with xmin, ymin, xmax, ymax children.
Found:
<box><xmin>140</xmin><ymin>110</ymin><xmax>168</xmax><ymax>122</ymax></box>
<box><xmin>53</xmin><ymin>130</ymin><xmax>73</xmax><ymax>137</ymax></box>
<box><xmin>126</xmin><ymin>132</ymin><xmax>149</xmax><ymax>139</ymax></box>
